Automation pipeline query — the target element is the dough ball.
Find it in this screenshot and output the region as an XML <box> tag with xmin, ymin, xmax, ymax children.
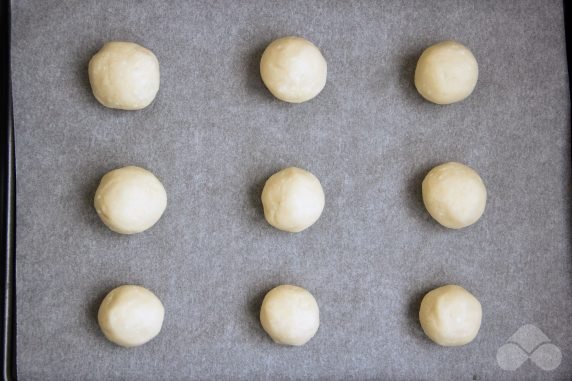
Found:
<box><xmin>414</xmin><ymin>40</ymin><xmax>478</xmax><ymax>105</ymax></box>
<box><xmin>419</xmin><ymin>285</ymin><xmax>482</xmax><ymax>346</ymax></box>
<box><xmin>88</xmin><ymin>41</ymin><xmax>160</xmax><ymax>110</ymax></box>
<box><xmin>98</xmin><ymin>285</ymin><xmax>164</xmax><ymax>348</ymax></box>
<box><xmin>261</xmin><ymin>167</ymin><xmax>325</xmax><ymax>232</ymax></box>
<box><xmin>260</xmin><ymin>36</ymin><xmax>327</xmax><ymax>103</ymax></box>
<box><xmin>422</xmin><ymin>162</ymin><xmax>486</xmax><ymax>229</ymax></box>
<box><xmin>260</xmin><ymin>285</ymin><xmax>320</xmax><ymax>346</ymax></box>
<box><xmin>94</xmin><ymin>166</ymin><xmax>167</xmax><ymax>234</ymax></box>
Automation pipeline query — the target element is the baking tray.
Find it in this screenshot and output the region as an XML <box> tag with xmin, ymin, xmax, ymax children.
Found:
<box><xmin>1</xmin><ymin>0</ymin><xmax>16</xmax><ymax>380</ymax></box>
<box><xmin>4</xmin><ymin>0</ymin><xmax>572</xmax><ymax>380</ymax></box>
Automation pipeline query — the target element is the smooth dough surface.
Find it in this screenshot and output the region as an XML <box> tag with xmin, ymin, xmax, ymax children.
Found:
<box><xmin>260</xmin><ymin>36</ymin><xmax>327</xmax><ymax>103</ymax></box>
<box><xmin>414</xmin><ymin>40</ymin><xmax>478</xmax><ymax>105</ymax></box>
<box><xmin>261</xmin><ymin>167</ymin><xmax>325</xmax><ymax>232</ymax></box>
<box><xmin>98</xmin><ymin>285</ymin><xmax>165</xmax><ymax>348</ymax></box>
<box><xmin>94</xmin><ymin>166</ymin><xmax>167</xmax><ymax>234</ymax></box>
<box><xmin>419</xmin><ymin>285</ymin><xmax>482</xmax><ymax>346</ymax></box>
<box><xmin>89</xmin><ymin>41</ymin><xmax>160</xmax><ymax>110</ymax></box>
<box><xmin>422</xmin><ymin>162</ymin><xmax>486</xmax><ymax>229</ymax></box>
<box><xmin>260</xmin><ymin>285</ymin><xmax>320</xmax><ymax>346</ymax></box>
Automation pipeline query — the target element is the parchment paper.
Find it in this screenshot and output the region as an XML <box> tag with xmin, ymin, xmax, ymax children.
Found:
<box><xmin>11</xmin><ymin>0</ymin><xmax>572</xmax><ymax>380</ymax></box>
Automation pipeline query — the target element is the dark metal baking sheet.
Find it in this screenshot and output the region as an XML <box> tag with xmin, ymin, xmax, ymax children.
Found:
<box><xmin>1</xmin><ymin>0</ymin><xmax>16</xmax><ymax>379</ymax></box>
<box><xmin>9</xmin><ymin>1</ymin><xmax>572</xmax><ymax>380</ymax></box>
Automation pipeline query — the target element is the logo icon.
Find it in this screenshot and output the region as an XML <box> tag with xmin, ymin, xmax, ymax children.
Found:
<box><xmin>496</xmin><ymin>324</ymin><xmax>562</xmax><ymax>371</ymax></box>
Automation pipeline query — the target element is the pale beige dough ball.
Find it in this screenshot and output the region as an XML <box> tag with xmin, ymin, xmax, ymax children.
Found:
<box><xmin>422</xmin><ymin>162</ymin><xmax>486</xmax><ymax>229</ymax></box>
<box><xmin>414</xmin><ymin>40</ymin><xmax>478</xmax><ymax>105</ymax></box>
<box><xmin>98</xmin><ymin>285</ymin><xmax>164</xmax><ymax>348</ymax></box>
<box><xmin>261</xmin><ymin>167</ymin><xmax>325</xmax><ymax>232</ymax></box>
<box><xmin>419</xmin><ymin>285</ymin><xmax>482</xmax><ymax>346</ymax></box>
<box><xmin>260</xmin><ymin>285</ymin><xmax>320</xmax><ymax>346</ymax></box>
<box><xmin>94</xmin><ymin>166</ymin><xmax>167</xmax><ymax>234</ymax></box>
<box><xmin>260</xmin><ymin>36</ymin><xmax>327</xmax><ymax>103</ymax></box>
<box><xmin>89</xmin><ymin>41</ymin><xmax>160</xmax><ymax>110</ymax></box>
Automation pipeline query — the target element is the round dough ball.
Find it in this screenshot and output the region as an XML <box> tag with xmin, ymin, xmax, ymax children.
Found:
<box><xmin>261</xmin><ymin>167</ymin><xmax>325</xmax><ymax>232</ymax></box>
<box><xmin>88</xmin><ymin>41</ymin><xmax>160</xmax><ymax>110</ymax></box>
<box><xmin>94</xmin><ymin>166</ymin><xmax>167</xmax><ymax>234</ymax></box>
<box><xmin>260</xmin><ymin>285</ymin><xmax>320</xmax><ymax>346</ymax></box>
<box><xmin>422</xmin><ymin>162</ymin><xmax>486</xmax><ymax>229</ymax></box>
<box><xmin>260</xmin><ymin>36</ymin><xmax>327</xmax><ymax>103</ymax></box>
<box><xmin>414</xmin><ymin>40</ymin><xmax>478</xmax><ymax>105</ymax></box>
<box><xmin>419</xmin><ymin>285</ymin><xmax>482</xmax><ymax>346</ymax></box>
<box><xmin>98</xmin><ymin>285</ymin><xmax>164</xmax><ymax>348</ymax></box>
